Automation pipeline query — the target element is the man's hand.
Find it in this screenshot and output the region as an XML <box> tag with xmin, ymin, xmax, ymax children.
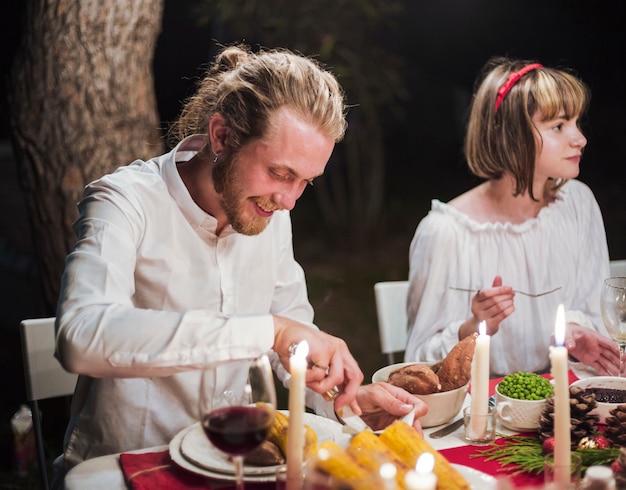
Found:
<box><xmin>352</xmin><ymin>382</ymin><xmax>428</xmax><ymax>433</ymax></box>
<box><xmin>273</xmin><ymin>316</ymin><xmax>364</xmax><ymax>407</ymax></box>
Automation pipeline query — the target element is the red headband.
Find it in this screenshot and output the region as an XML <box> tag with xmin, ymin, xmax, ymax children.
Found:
<box><xmin>494</xmin><ymin>63</ymin><xmax>543</xmax><ymax>112</ymax></box>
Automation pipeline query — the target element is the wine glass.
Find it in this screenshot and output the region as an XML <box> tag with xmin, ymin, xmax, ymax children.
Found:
<box><xmin>601</xmin><ymin>277</ymin><xmax>626</xmax><ymax>377</ymax></box>
<box><xmin>199</xmin><ymin>355</ymin><xmax>277</xmax><ymax>490</ymax></box>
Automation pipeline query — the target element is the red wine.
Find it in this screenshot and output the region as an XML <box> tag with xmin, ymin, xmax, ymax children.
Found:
<box><xmin>202</xmin><ymin>406</ymin><xmax>273</xmax><ymax>456</ymax></box>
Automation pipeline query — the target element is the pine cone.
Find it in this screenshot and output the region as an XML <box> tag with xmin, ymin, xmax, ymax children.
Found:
<box><xmin>605</xmin><ymin>404</ymin><xmax>626</xmax><ymax>447</ymax></box>
<box><xmin>538</xmin><ymin>385</ymin><xmax>599</xmax><ymax>448</ymax></box>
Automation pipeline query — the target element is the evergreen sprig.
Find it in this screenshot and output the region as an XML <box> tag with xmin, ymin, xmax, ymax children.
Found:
<box><xmin>472</xmin><ymin>434</ymin><xmax>621</xmax><ymax>476</ymax></box>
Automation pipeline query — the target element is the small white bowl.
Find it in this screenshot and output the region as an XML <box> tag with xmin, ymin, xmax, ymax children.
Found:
<box><xmin>494</xmin><ymin>383</ymin><xmax>546</xmax><ymax>431</ymax></box>
<box><xmin>569</xmin><ymin>376</ymin><xmax>626</xmax><ymax>424</ymax></box>
<box><xmin>372</xmin><ymin>362</ymin><xmax>468</xmax><ymax>428</ymax></box>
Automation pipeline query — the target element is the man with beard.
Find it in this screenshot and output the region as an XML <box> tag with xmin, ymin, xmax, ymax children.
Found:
<box><xmin>54</xmin><ymin>45</ymin><xmax>426</xmax><ymax>476</ymax></box>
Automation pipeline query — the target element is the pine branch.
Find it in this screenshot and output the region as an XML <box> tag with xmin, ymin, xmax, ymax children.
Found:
<box><xmin>472</xmin><ymin>435</ymin><xmax>621</xmax><ymax>476</ymax></box>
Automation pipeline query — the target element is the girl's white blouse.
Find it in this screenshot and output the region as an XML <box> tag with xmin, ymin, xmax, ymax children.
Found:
<box><xmin>405</xmin><ymin>179</ymin><xmax>611</xmax><ymax>376</ymax></box>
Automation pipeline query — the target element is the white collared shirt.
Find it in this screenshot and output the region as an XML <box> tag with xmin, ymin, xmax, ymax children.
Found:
<box><xmin>55</xmin><ymin>135</ymin><xmax>333</xmax><ymax>469</ymax></box>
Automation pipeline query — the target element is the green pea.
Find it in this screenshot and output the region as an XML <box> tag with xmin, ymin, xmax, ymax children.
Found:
<box><xmin>499</xmin><ymin>372</ymin><xmax>553</xmax><ymax>400</ymax></box>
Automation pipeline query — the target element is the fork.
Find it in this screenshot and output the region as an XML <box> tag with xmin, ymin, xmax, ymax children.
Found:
<box><xmin>448</xmin><ymin>286</ymin><xmax>562</xmax><ymax>298</ymax></box>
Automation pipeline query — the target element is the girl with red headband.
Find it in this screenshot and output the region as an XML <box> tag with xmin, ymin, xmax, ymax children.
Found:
<box><xmin>405</xmin><ymin>56</ymin><xmax>619</xmax><ymax>377</ymax></box>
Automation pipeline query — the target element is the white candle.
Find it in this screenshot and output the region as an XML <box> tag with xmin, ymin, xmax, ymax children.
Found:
<box><xmin>286</xmin><ymin>340</ymin><xmax>308</xmax><ymax>490</ymax></box>
<box><xmin>379</xmin><ymin>462</ymin><xmax>397</xmax><ymax>490</ymax></box>
<box><xmin>469</xmin><ymin>321</ymin><xmax>490</xmax><ymax>438</ymax></box>
<box><xmin>404</xmin><ymin>452</ymin><xmax>437</xmax><ymax>490</ymax></box>
<box><xmin>550</xmin><ymin>304</ymin><xmax>571</xmax><ymax>486</ymax></box>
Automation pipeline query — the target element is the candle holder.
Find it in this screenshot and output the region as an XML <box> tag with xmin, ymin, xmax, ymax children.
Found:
<box><xmin>463</xmin><ymin>405</ymin><xmax>496</xmax><ymax>445</ymax></box>
<box><xmin>543</xmin><ymin>452</ymin><xmax>582</xmax><ymax>489</ymax></box>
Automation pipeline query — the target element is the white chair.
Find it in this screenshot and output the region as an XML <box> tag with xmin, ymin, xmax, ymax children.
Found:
<box><xmin>374</xmin><ymin>281</ymin><xmax>410</xmax><ymax>364</ymax></box>
<box><xmin>610</xmin><ymin>259</ymin><xmax>626</xmax><ymax>277</ymax></box>
<box><xmin>19</xmin><ymin>317</ymin><xmax>77</xmax><ymax>490</ymax></box>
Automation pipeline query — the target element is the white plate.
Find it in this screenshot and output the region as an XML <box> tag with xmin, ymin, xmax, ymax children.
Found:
<box><xmin>170</xmin><ymin>411</ymin><xmax>348</xmax><ymax>481</ymax></box>
<box><xmin>453</xmin><ymin>464</ymin><xmax>497</xmax><ymax>489</ymax></box>
<box><xmin>570</xmin><ymin>362</ymin><xmax>602</xmax><ymax>380</ymax></box>
<box><xmin>170</xmin><ymin>424</ymin><xmax>273</xmax><ymax>482</ymax></box>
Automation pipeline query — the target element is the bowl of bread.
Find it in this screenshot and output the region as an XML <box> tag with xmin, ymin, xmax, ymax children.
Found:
<box><xmin>372</xmin><ymin>334</ymin><xmax>476</xmax><ymax>428</ymax></box>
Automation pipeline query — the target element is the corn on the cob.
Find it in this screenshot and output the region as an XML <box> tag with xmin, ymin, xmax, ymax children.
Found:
<box><xmin>267</xmin><ymin>410</ymin><xmax>318</xmax><ymax>459</ymax></box>
<box><xmin>379</xmin><ymin>420</ymin><xmax>470</xmax><ymax>490</ymax></box>
<box><xmin>347</xmin><ymin>430</ymin><xmax>411</xmax><ymax>489</ymax></box>
<box><xmin>266</xmin><ymin>409</ymin><xmax>289</xmax><ymax>450</ymax></box>
<box><xmin>303</xmin><ymin>424</ymin><xmax>317</xmax><ymax>458</ymax></box>
<box><xmin>310</xmin><ymin>440</ymin><xmax>379</xmax><ymax>490</ymax></box>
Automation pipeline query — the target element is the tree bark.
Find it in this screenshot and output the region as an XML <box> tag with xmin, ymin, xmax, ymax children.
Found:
<box><xmin>8</xmin><ymin>0</ymin><xmax>165</xmax><ymax>313</ymax></box>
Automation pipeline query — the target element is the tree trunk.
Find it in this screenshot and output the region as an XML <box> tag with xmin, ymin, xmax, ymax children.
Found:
<box><xmin>8</xmin><ymin>0</ymin><xmax>165</xmax><ymax>313</ymax></box>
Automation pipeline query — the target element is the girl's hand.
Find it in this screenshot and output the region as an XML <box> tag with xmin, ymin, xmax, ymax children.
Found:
<box><xmin>565</xmin><ymin>324</ymin><xmax>621</xmax><ymax>376</ymax></box>
<box><xmin>470</xmin><ymin>275</ymin><xmax>515</xmax><ymax>335</ymax></box>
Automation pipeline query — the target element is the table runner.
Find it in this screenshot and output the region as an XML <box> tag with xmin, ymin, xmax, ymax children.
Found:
<box><xmin>119</xmin><ymin>451</ymin><xmax>276</xmax><ymax>490</ymax></box>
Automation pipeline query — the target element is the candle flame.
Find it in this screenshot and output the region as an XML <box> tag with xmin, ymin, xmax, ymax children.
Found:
<box><xmin>317</xmin><ymin>447</ymin><xmax>330</xmax><ymax>461</ymax></box>
<box><xmin>478</xmin><ymin>320</ymin><xmax>487</xmax><ymax>336</ymax></box>
<box><xmin>294</xmin><ymin>340</ymin><xmax>309</xmax><ymax>360</ymax></box>
<box><xmin>415</xmin><ymin>452</ymin><xmax>434</xmax><ymax>474</ymax></box>
<box><xmin>379</xmin><ymin>462</ymin><xmax>397</xmax><ymax>480</ymax></box>
<box><xmin>555</xmin><ymin>304</ymin><xmax>565</xmax><ymax>347</ymax></box>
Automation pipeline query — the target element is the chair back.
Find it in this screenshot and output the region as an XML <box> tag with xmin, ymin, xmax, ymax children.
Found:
<box><xmin>19</xmin><ymin>317</ymin><xmax>77</xmax><ymax>490</ymax></box>
<box><xmin>610</xmin><ymin>259</ymin><xmax>626</xmax><ymax>278</ymax></box>
<box><xmin>374</xmin><ymin>281</ymin><xmax>410</xmax><ymax>364</ymax></box>
<box><xmin>20</xmin><ymin>317</ymin><xmax>77</xmax><ymax>402</ymax></box>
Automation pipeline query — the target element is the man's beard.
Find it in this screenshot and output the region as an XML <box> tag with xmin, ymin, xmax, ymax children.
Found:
<box><xmin>213</xmin><ymin>154</ymin><xmax>273</xmax><ymax>236</ymax></box>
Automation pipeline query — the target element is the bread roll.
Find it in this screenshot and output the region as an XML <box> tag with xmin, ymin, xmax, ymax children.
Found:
<box><xmin>387</xmin><ymin>363</ymin><xmax>441</xmax><ymax>394</ymax></box>
<box><xmin>435</xmin><ymin>333</ymin><xmax>477</xmax><ymax>391</ymax></box>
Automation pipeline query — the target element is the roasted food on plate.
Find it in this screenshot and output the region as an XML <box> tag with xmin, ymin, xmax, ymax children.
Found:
<box><xmin>244</xmin><ymin>439</ymin><xmax>285</xmax><ymax>465</ymax></box>
<box><xmin>243</xmin><ymin>409</ymin><xmax>317</xmax><ymax>466</ymax></box>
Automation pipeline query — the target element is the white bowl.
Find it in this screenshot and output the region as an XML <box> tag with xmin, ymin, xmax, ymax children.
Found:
<box><xmin>372</xmin><ymin>362</ymin><xmax>468</xmax><ymax>428</ymax></box>
<box><xmin>569</xmin><ymin>376</ymin><xmax>626</xmax><ymax>424</ymax></box>
<box><xmin>494</xmin><ymin>383</ymin><xmax>546</xmax><ymax>431</ymax></box>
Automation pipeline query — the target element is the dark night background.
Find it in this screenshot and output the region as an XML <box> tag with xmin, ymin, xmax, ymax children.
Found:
<box><xmin>1</xmin><ymin>0</ymin><xmax>625</xmax><ymax>485</ymax></box>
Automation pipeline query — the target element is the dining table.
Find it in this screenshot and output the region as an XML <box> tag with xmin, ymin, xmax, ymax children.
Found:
<box><xmin>63</xmin><ymin>369</ymin><xmax>585</xmax><ymax>490</ymax></box>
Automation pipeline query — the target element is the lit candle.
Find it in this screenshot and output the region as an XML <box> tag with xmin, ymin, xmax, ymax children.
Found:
<box><xmin>404</xmin><ymin>452</ymin><xmax>437</xmax><ymax>490</ymax></box>
<box><xmin>286</xmin><ymin>340</ymin><xmax>308</xmax><ymax>490</ymax></box>
<box><xmin>379</xmin><ymin>462</ymin><xmax>397</xmax><ymax>490</ymax></box>
<box><xmin>550</xmin><ymin>304</ymin><xmax>571</xmax><ymax>486</ymax></box>
<box><xmin>469</xmin><ymin>321</ymin><xmax>490</xmax><ymax>438</ymax></box>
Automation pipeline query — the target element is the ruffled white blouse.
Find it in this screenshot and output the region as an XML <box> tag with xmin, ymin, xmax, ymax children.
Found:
<box><xmin>405</xmin><ymin>179</ymin><xmax>611</xmax><ymax>376</ymax></box>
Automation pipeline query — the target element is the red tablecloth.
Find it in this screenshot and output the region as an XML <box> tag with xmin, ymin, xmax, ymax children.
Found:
<box><xmin>119</xmin><ymin>450</ymin><xmax>276</xmax><ymax>490</ymax></box>
<box><xmin>120</xmin><ymin>371</ymin><xmax>581</xmax><ymax>489</ymax></box>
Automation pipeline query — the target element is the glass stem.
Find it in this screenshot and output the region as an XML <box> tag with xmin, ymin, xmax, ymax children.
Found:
<box><xmin>232</xmin><ymin>455</ymin><xmax>245</xmax><ymax>490</ymax></box>
<box><xmin>619</xmin><ymin>344</ymin><xmax>626</xmax><ymax>377</ymax></box>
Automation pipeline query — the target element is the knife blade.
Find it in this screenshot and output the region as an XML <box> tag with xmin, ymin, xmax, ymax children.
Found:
<box><xmin>428</xmin><ymin>417</ymin><xmax>464</xmax><ymax>439</ymax></box>
<box><xmin>336</xmin><ymin>405</ymin><xmax>372</xmax><ymax>434</ymax></box>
